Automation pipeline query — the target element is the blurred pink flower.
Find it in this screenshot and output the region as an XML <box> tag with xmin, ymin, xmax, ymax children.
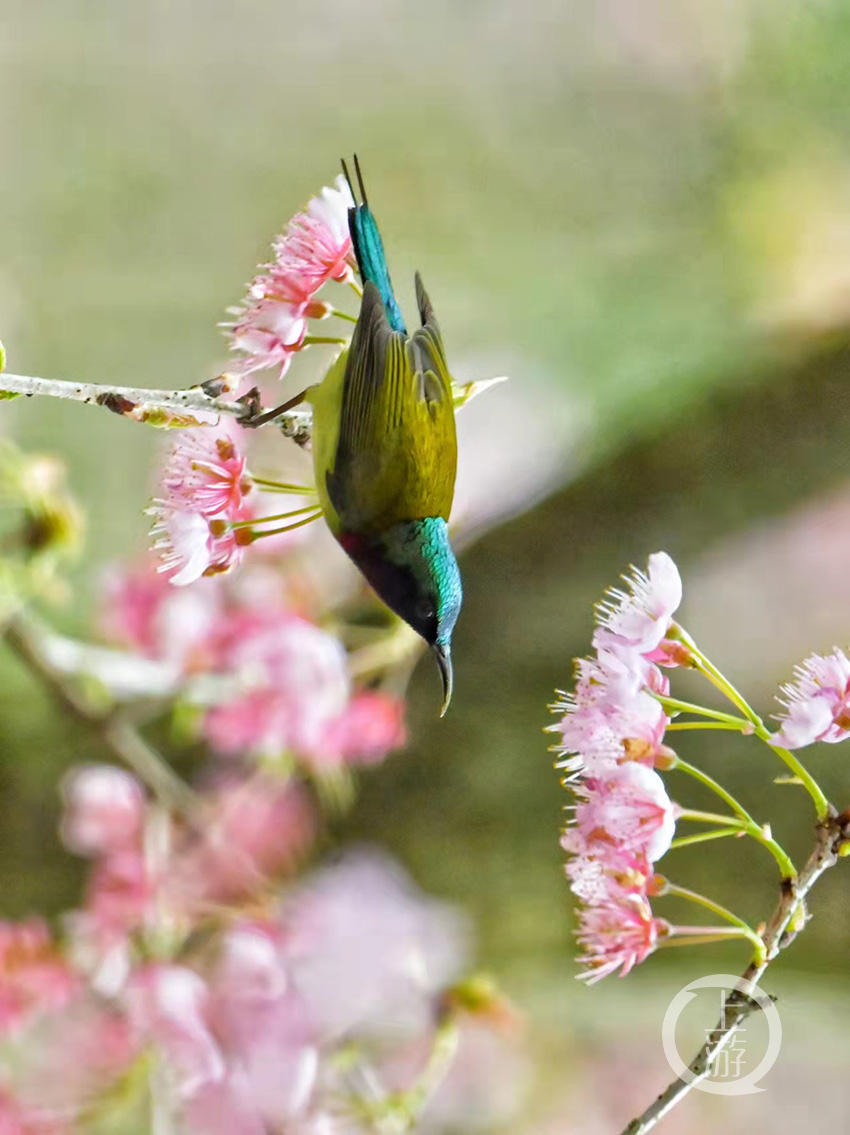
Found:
<box><xmin>205</xmin><ymin>924</ymin><xmax>318</xmax><ymax>1125</ymax></box>
<box><xmin>72</xmin><ymin>848</ymin><xmax>155</xmax><ymax>965</ymax></box>
<box><xmin>14</xmin><ymin>999</ymin><xmax>137</xmax><ymax>1122</ymax></box>
<box><xmin>562</xmin><ymin>763</ymin><xmax>676</xmax><ymax>864</ymax></box>
<box><xmin>0</xmin><ymin>1090</ymin><xmax>70</xmax><ymax>1135</ymax></box>
<box><xmin>321</xmin><ymin>690</ymin><xmax>406</xmax><ymax>766</ymax></box>
<box><xmin>60</xmin><ymin>764</ymin><xmax>145</xmax><ymax>858</ymax></box>
<box><xmin>594</xmin><ymin>551</ymin><xmax>682</xmax><ymax>656</ymax></box>
<box><xmin>201</xmin><ymin>611</ymin><xmax>350</xmax><ymax>762</ymax></box>
<box><xmin>284</xmin><ymin>852</ymin><xmax>468</xmax><ymax>1040</ymax></box>
<box><xmin>100</xmin><ymin>562</ymin><xmax>223</xmax><ymax>667</ymax></box>
<box><xmin>771</xmin><ymin>647</ymin><xmax>850</xmax><ymax>749</ymax></box>
<box><xmin>128</xmin><ymin>964</ymin><xmax>225</xmax><ymax>1096</ymax></box>
<box><xmin>177</xmin><ymin>775</ymin><xmax>316</xmax><ymax>903</ymax></box>
<box><xmin>576</xmin><ymin>896</ymin><xmax>667</xmax><ymax>982</ymax></box>
<box><xmin>0</xmin><ymin>919</ymin><xmax>78</xmax><ymax>1037</ymax></box>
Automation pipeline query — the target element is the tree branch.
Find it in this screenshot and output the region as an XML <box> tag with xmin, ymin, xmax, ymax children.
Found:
<box><xmin>620</xmin><ymin>812</ymin><xmax>844</xmax><ymax>1135</ymax></box>
<box><xmin>3</xmin><ymin>611</ymin><xmax>198</xmax><ymax>817</ymax></box>
<box><xmin>0</xmin><ymin>372</ymin><xmax>311</xmax><ymax>435</ymax></box>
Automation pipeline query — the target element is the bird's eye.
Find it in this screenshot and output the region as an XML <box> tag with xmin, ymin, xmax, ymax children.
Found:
<box><xmin>415</xmin><ymin>597</ymin><xmax>434</xmax><ymax>621</ymax></box>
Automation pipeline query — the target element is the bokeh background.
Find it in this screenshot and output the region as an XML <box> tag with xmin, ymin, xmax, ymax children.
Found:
<box><xmin>4</xmin><ymin>0</ymin><xmax>850</xmax><ymax>1130</ymax></box>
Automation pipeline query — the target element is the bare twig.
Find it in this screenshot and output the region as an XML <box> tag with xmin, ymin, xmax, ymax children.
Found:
<box><xmin>0</xmin><ymin>372</ymin><xmax>311</xmax><ymax>435</ymax></box>
<box><xmin>3</xmin><ymin>611</ymin><xmax>198</xmax><ymax>816</ymax></box>
<box><xmin>620</xmin><ymin>811</ymin><xmax>844</xmax><ymax>1135</ymax></box>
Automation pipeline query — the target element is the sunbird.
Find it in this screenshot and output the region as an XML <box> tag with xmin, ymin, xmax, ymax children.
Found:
<box><xmin>309</xmin><ymin>158</ymin><xmax>463</xmax><ymax>715</ymax></box>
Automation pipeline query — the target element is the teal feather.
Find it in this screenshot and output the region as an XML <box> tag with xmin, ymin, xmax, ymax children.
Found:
<box><xmin>342</xmin><ymin>157</ymin><xmax>407</xmax><ymax>334</ymax></box>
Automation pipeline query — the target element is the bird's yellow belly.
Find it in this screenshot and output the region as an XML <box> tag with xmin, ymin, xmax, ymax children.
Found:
<box><xmin>307</xmin><ymin>347</ymin><xmax>349</xmax><ymax>535</ymax></box>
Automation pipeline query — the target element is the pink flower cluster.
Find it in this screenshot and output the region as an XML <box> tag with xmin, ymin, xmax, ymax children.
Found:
<box><xmin>550</xmin><ymin>552</ymin><xmax>683</xmax><ymax>981</ymax></box>
<box><xmin>226</xmin><ymin>175</ymin><xmax>356</xmax><ymax>379</ymax></box>
<box><xmin>1</xmin><ymin>767</ymin><xmax>479</xmax><ymax>1135</ymax></box>
<box><xmin>772</xmin><ymin>647</ymin><xmax>850</xmax><ymax>749</ymax></box>
<box><xmin>150</xmin><ymin>427</ymin><xmax>254</xmax><ymax>586</ymax></box>
<box><xmin>102</xmin><ymin>562</ymin><xmax>405</xmax><ymax>770</ymax></box>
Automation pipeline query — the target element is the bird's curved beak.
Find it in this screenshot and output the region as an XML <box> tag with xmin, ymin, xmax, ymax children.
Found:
<box><xmin>432</xmin><ymin>642</ymin><xmax>453</xmax><ymax>717</ymax></box>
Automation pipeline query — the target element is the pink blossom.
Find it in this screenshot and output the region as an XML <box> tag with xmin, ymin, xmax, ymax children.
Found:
<box><xmin>593</xmin><ymin>551</ymin><xmax>682</xmax><ymax>655</ymax></box>
<box><xmin>284</xmin><ymin>852</ymin><xmax>468</xmax><ymax>1040</ymax></box>
<box><xmin>229</xmin><ymin>299</ymin><xmax>308</xmax><ymax>380</ymax></box>
<box><xmin>60</xmin><ymin>765</ymin><xmax>145</xmax><ymax>858</ymax></box>
<box><xmin>227</xmin><ymin>176</ymin><xmax>355</xmax><ymax>378</ymax></box>
<box><xmin>266</xmin><ymin>176</ymin><xmax>355</xmax><ymax>301</ymax></box>
<box><xmin>100</xmin><ymin>562</ymin><xmax>223</xmax><ymax>667</ymax></box>
<box><xmin>160</xmin><ymin>429</ymin><xmax>251</xmax><ymax>520</ymax></box>
<box><xmin>14</xmin><ymin>999</ymin><xmax>137</xmax><ymax>1121</ymax></box>
<box><xmin>772</xmin><ymin>648</ymin><xmax>850</xmax><ymax>749</ymax></box>
<box><xmin>149</xmin><ymin>429</ymin><xmax>253</xmax><ymax>586</ymax></box>
<box><xmin>150</xmin><ymin>505</ymin><xmax>247</xmax><ymax>586</ymax></box>
<box><xmin>0</xmin><ymin>1090</ymin><xmax>70</xmax><ymax>1135</ymax></box>
<box><xmin>562</xmin><ymin>763</ymin><xmax>676</xmax><ymax>863</ymax></box>
<box><xmin>72</xmin><ymin>848</ymin><xmax>155</xmax><ymax>964</ymax></box>
<box><xmin>201</xmin><ymin>611</ymin><xmax>350</xmax><ymax>762</ymax></box>
<box><xmin>176</xmin><ymin>775</ymin><xmax>315</xmax><ymax>904</ymax></box>
<box><xmin>0</xmin><ymin>919</ymin><xmax>78</xmax><ymax>1037</ymax></box>
<box><xmin>321</xmin><ymin>690</ymin><xmax>407</xmax><ymax>766</ymax></box>
<box><xmin>205</xmin><ymin>924</ymin><xmax>318</xmax><ymax>1124</ymax></box>
<box><xmin>565</xmin><ymin>848</ymin><xmax>654</xmax><ymax>906</ymax></box>
<box><xmin>576</xmin><ymin>895</ymin><xmax>668</xmax><ymax>982</ymax></box>
<box><xmin>551</xmin><ymin>649</ymin><xmax>670</xmax><ymax>773</ymax></box>
<box><xmin>128</xmin><ymin>965</ymin><xmax>225</xmax><ymax>1096</ymax></box>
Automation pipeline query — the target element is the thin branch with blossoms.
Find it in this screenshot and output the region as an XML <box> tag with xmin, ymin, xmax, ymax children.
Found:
<box><xmin>550</xmin><ymin>550</ymin><xmax>850</xmax><ymax>1132</ymax></box>
<box><xmin>620</xmin><ymin>809</ymin><xmax>847</xmax><ymax>1135</ymax></box>
<box><xmin>0</xmin><ymin>169</ymin><xmax>535</xmax><ymax>1133</ymax></box>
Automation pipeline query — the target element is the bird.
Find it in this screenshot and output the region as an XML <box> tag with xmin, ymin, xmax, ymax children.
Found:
<box><xmin>308</xmin><ymin>157</ymin><xmax>463</xmax><ymax>715</ymax></box>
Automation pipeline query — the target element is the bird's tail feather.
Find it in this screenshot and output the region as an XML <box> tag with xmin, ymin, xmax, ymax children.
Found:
<box><xmin>341</xmin><ymin>156</ymin><xmax>406</xmax><ymax>334</ymax></box>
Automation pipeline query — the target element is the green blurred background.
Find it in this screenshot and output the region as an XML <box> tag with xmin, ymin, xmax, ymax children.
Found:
<box><xmin>4</xmin><ymin>0</ymin><xmax>850</xmax><ymax>1129</ymax></box>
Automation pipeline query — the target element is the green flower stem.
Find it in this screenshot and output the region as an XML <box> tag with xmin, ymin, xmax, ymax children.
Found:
<box><xmin>677</xmin><ymin>809</ymin><xmax>748</xmax><ymax>828</ymax></box>
<box><xmin>349</xmin><ymin>280</ymin><xmax>363</xmax><ymax>297</ymax></box>
<box><xmin>248</xmin><ymin>511</ymin><xmax>323</xmax><ymax>540</ymax></box>
<box><xmin>674</xmin><ymin>758</ymin><xmax>796</xmax><ymax>878</ymax></box>
<box><xmin>330</xmin><ymin>308</ymin><xmax>358</xmax><ymax>323</ymax></box>
<box><xmin>664</xmin><ymin>883</ymin><xmax>765</xmax><ymax>961</ymax></box>
<box><xmin>671</xmin><ymin>625</ymin><xmax>830</xmax><ymax>820</ymax></box>
<box><xmin>251</xmin><ymin>476</ymin><xmax>316</xmax><ymax>494</ymax></box>
<box><xmin>669</xmin><ymin>828</ymin><xmax>742</xmax><ymax>850</ymax></box>
<box><xmin>670</xmin><ymin>623</ymin><xmax>762</xmax><ymax>723</ymax></box>
<box><xmin>659</xmin><ymin>929</ymin><xmax>760</xmax><ymax>950</ymax></box>
<box><xmin>302</xmin><ymin>335</ymin><xmax>348</xmax><ymax>346</ymax></box>
<box><xmin>754</xmin><ymin>727</ymin><xmax>830</xmax><ymax>821</ymax></box>
<box><xmin>394</xmin><ymin>1020</ymin><xmax>460</xmax><ymax>1130</ymax></box>
<box><xmin>673</xmin><ymin>759</ymin><xmax>754</xmax><ymax>824</ymax></box>
<box><xmin>666</xmin><ymin>721</ymin><xmax>749</xmax><ymax>732</ymax></box>
<box><xmin>657</xmin><ymin>694</ymin><xmax>750</xmax><ymax>727</ymax></box>
<box><xmin>232</xmin><ymin>505</ymin><xmax>319</xmax><ymax>527</ymax></box>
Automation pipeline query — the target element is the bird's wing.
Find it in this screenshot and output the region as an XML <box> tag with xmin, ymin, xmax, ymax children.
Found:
<box><xmin>326</xmin><ymin>279</ymin><xmax>457</xmax><ymax>534</ymax></box>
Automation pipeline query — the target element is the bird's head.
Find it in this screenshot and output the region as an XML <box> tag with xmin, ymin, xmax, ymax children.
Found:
<box><xmin>343</xmin><ymin>518</ymin><xmax>462</xmax><ymax>715</ymax></box>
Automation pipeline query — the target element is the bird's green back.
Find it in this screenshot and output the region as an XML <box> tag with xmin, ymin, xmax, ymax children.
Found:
<box><xmin>310</xmin><ymin>276</ymin><xmax>457</xmax><ymax>537</ymax></box>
